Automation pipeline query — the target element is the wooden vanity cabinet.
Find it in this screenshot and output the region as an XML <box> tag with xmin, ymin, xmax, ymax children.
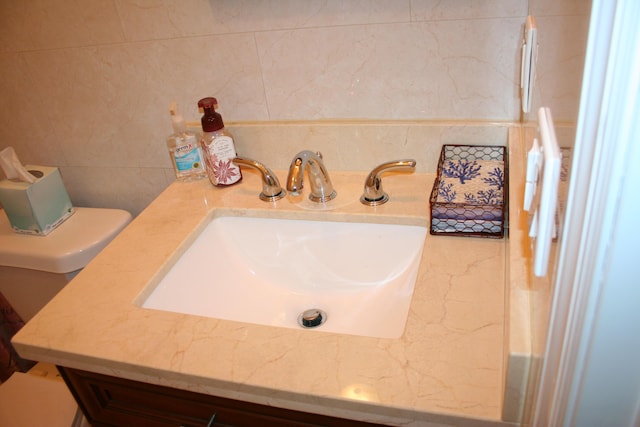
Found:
<box><xmin>58</xmin><ymin>367</ymin><xmax>387</xmax><ymax>427</ymax></box>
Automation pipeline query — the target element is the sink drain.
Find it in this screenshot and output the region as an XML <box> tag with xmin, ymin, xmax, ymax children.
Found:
<box><xmin>298</xmin><ymin>309</ymin><xmax>327</xmax><ymax>329</ymax></box>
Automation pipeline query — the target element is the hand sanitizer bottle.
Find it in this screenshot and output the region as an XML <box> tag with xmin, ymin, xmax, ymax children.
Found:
<box><xmin>167</xmin><ymin>101</ymin><xmax>207</xmax><ymax>182</ymax></box>
<box><xmin>198</xmin><ymin>97</ymin><xmax>242</xmax><ymax>186</ymax></box>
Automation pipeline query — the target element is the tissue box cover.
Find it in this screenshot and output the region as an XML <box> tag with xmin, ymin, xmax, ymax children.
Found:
<box><xmin>0</xmin><ymin>165</ymin><xmax>74</xmax><ymax>235</ymax></box>
<box><xmin>430</xmin><ymin>145</ymin><xmax>507</xmax><ymax>238</ymax></box>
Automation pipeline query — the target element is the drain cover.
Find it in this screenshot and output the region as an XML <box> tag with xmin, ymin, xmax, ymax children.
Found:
<box><xmin>298</xmin><ymin>309</ymin><xmax>326</xmax><ymax>328</ymax></box>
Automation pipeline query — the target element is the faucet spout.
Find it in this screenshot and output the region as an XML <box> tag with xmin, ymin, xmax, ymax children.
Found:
<box><xmin>286</xmin><ymin>150</ymin><xmax>337</xmax><ymax>203</ymax></box>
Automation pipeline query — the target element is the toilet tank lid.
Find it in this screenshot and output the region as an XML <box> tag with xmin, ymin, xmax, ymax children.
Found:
<box><xmin>0</xmin><ymin>207</ymin><xmax>132</xmax><ymax>274</ymax></box>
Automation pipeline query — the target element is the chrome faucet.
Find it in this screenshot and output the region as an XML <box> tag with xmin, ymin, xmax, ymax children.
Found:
<box><xmin>360</xmin><ymin>159</ymin><xmax>416</xmax><ymax>206</ymax></box>
<box><xmin>286</xmin><ymin>150</ymin><xmax>337</xmax><ymax>202</ymax></box>
<box><xmin>233</xmin><ymin>157</ymin><xmax>286</xmax><ymax>202</ymax></box>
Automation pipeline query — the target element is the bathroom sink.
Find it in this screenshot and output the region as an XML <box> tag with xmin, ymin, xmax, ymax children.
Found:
<box><xmin>140</xmin><ymin>216</ymin><xmax>426</xmax><ymax>338</ymax></box>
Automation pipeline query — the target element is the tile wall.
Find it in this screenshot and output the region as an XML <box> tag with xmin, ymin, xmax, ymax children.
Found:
<box><xmin>0</xmin><ymin>0</ymin><xmax>584</xmax><ymax>216</ymax></box>
<box><xmin>527</xmin><ymin>0</ymin><xmax>591</xmax><ymax>141</ymax></box>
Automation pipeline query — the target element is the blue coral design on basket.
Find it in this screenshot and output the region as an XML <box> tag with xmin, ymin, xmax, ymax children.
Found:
<box><xmin>438</xmin><ymin>159</ymin><xmax>504</xmax><ymax>206</ymax></box>
<box><xmin>464</xmin><ymin>189</ymin><xmax>502</xmax><ymax>205</ymax></box>
<box><xmin>438</xmin><ymin>181</ymin><xmax>457</xmax><ymax>203</ymax></box>
<box><xmin>442</xmin><ymin>159</ymin><xmax>482</xmax><ymax>184</ymax></box>
<box><xmin>482</xmin><ymin>167</ymin><xmax>504</xmax><ymax>190</ymax></box>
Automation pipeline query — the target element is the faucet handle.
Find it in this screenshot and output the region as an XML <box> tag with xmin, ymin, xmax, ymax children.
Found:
<box><xmin>233</xmin><ymin>157</ymin><xmax>286</xmax><ymax>202</ymax></box>
<box><xmin>360</xmin><ymin>159</ymin><xmax>416</xmax><ymax>206</ymax></box>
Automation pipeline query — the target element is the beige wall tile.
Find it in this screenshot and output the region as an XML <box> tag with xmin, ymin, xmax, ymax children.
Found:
<box><xmin>257</xmin><ymin>19</ymin><xmax>522</xmax><ymax>121</ymax></box>
<box><xmin>0</xmin><ymin>53</ymin><xmax>68</xmax><ymax>168</ymax></box>
<box><xmin>411</xmin><ymin>0</ymin><xmax>528</xmax><ymax>21</ymax></box>
<box><xmin>0</xmin><ymin>0</ymin><xmax>124</xmax><ymax>52</ymax></box>
<box><xmin>115</xmin><ymin>0</ymin><xmax>412</xmax><ymax>41</ymax></box>
<box><xmin>529</xmin><ymin>0</ymin><xmax>592</xmax><ymax>16</ymax></box>
<box><xmin>527</xmin><ymin>15</ymin><xmax>590</xmax><ymax>122</ymax></box>
<box><xmin>60</xmin><ymin>166</ymin><xmax>171</xmax><ymax>216</ymax></box>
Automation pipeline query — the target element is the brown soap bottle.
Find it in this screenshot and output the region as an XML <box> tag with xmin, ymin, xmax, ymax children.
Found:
<box><xmin>198</xmin><ymin>97</ymin><xmax>242</xmax><ymax>186</ymax></box>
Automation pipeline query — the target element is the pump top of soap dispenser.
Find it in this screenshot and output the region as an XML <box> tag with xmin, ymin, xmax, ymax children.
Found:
<box><xmin>198</xmin><ymin>97</ymin><xmax>224</xmax><ymax>132</ymax></box>
<box><xmin>169</xmin><ymin>101</ymin><xmax>187</xmax><ymax>134</ymax></box>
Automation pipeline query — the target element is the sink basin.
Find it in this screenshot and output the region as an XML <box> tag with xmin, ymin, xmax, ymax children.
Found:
<box><xmin>140</xmin><ymin>216</ymin><xmax>426</xmax><ymax>338</ymax></box>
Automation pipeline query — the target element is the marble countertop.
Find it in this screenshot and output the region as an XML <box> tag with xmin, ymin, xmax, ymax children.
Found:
<box><xmin>13</xmin><ymin>171</ymin><xmax>510</xmax><ymax>427</ymax></box>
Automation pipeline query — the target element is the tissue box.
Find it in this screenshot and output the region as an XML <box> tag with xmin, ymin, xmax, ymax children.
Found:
<box><xmin>430</xmin><ymin>145</ymin><xmax>507</xmax><ymax>238</ymax></box>
<box><xmin>0</xmin><ymin>165</ymin><xmax>74</xmax><ymax>235</ymax></box>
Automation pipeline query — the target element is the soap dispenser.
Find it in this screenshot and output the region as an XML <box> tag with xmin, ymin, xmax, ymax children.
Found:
<box><xmin>198</xmin><ymin>97</ymin><xmax>242</xmax><ymax>187</ymax></box>
<box><xmin>166</xmin><ymin>101</ymin><xmax>207</xmax><ymax>182</ymax></box>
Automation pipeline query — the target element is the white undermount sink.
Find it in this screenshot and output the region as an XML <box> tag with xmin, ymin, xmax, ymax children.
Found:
<box><xmin>140</xmin><ymin>216</ymin><xmax>426</xmax><ymax>339</ymax></box>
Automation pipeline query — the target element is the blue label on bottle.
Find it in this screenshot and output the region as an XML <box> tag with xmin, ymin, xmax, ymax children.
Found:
<box><xmin>174</xmin><ymin>141</ymin><xmax>204</xmax><ymax>172</ymax></box>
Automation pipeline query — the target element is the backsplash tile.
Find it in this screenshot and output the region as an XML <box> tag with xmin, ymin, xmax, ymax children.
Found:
<box><xmin>229</xmin><ymin>121</ymin><xmax>509</xmax><ymax>173</ymax></box>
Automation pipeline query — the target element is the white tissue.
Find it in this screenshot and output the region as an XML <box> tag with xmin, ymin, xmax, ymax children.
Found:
<box><xmin>0</xmin><ymin>147</ymin><xmax>36</xmax><ymax>184</ymax></box>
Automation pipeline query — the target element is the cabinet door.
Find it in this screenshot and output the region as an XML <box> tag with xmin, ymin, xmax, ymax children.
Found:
<box><xmin>58</xmin><ymin>367</ymin><xmax>387</xmax><ymax>427</ymax></box>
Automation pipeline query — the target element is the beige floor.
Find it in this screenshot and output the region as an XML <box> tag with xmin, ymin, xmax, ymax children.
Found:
<box><xmin>0</xmin><ymin>362</ymin><xmax>89</xmax><ymax>427</ymax></box>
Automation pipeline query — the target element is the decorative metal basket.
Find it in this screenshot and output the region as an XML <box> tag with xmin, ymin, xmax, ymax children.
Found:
<box><xmin>429</xmin><ymin>144</ymin><xmax>508</xmax><ymax>238</ymax></box>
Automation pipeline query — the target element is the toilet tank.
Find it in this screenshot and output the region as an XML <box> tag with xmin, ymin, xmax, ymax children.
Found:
<box><xmin>0</xmin><ymin>207</ymin><xmax>132</xmax><ymax>321</ymax></box>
